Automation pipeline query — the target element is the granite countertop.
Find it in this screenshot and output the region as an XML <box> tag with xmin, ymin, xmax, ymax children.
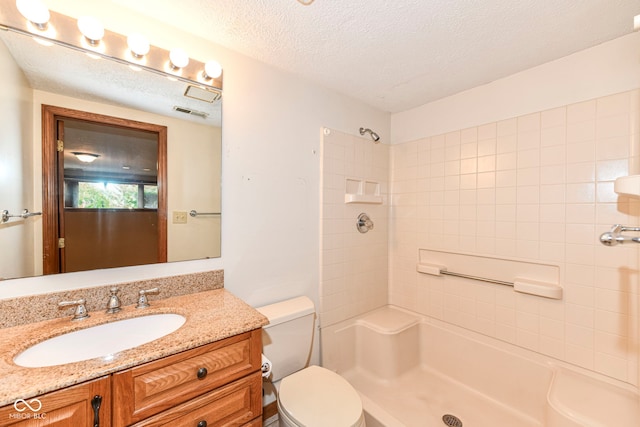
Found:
<box><xmin>0</xmin><ymin>289</ymin><xmax>268</xmax><ymax>407</ymax></box>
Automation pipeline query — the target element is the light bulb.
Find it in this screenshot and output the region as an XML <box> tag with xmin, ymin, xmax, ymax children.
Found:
<box><xmin>16</xmin><ymin>0</ymin><xmax>50</xmax><ymax>29</ymax></box>
<box><xmin>77</xmin><ymin>16</ymin><xmax>104</xmax><ymax>45</ymax></box>
<box><xmin>169</xmin><ymin>48</ymin><xmax>189</xmax><ymax>69</ymax></box>
<box><xmin>203</xmin><ymin>60</ymin><xmax>222</xmax><ymax>80</ymax></box>
<box><xmin>127</xmin><ymin>33</ymin><xmax>150</xmax><ymax>58</ymax></box>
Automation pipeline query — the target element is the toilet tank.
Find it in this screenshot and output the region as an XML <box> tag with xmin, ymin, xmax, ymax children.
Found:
<box><xmin>256</xmin><ymin>296</ymin><xmax>315</xmax><ymax>382</ymax></box>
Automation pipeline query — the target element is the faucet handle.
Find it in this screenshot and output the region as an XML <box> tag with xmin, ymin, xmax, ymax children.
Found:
<box><xmin>58</xmin><ymin>298</ymin><xmax>90</xmax><ymax>320</ymax></box>
<box><xmin>106</xmin><ymin>287</ymin><xmax>122</xmax><ymax>314</ymax></box>
<box><xmin>136</xmin><ymin>287</ymin><xmax>159</xmax><ymax>309</ymax></box>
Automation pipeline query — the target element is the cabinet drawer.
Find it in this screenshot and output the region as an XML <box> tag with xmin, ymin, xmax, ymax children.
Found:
<box><xmin>131</xmin><ymin>372</ymin><xmax>262</xmax><ymax>427</ymax></box>
<box><xmin>113</xmin><ymin>329</ymin><xmax>261</xmax><ymax>426</ymax></box>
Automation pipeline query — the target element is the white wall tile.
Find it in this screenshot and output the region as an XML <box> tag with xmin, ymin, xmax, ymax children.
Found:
<box><xmin>518</xmin><ymin>131</ymin><xmax>541</xmax><ymax>151</ymax></box>
<box><xmin>497</xmin><ymin>134</ymin><xmax>517</xmax><ymax>153</ymax></box>
<box><xmin>541</xmin><ymin>107</ymin><xmax>567</xmax><ymax>129</ymax></box>
<box><xmin>567</xmin><ymin>100</ymin><xmax>597</xmax><ymax>123</ymax></box>
<box><xmin>541</xmin><ymin>125</ymin><xmax>567</xmax><ymax>147</ymax></box>
<box><xmin>321</xmin><ymin>129</ymin><xmax>389</xmax><ymax>327</ymax></box>
<box><xmin>597</xmin><ymin>114</ymin><xmax>631</xmax><ymax>140</ymax></box>
<box><xmin>386</xmin><ymin>90</ymin><xmax>639</xmax><ymax>384</ymax></box>
<box><xmin>518</xmin><ymin>113</ymin><xmax>541</xmax><ymax>133</ymax></box>
<box><xmin>478</xmin><ymin>138</ymin><xmax>497</xmax><ymax>157</ymax></box>
<box><xmin>478</xmin><ymin>123</ymin><xmax>497</xmax><ymax>140</ymax></box>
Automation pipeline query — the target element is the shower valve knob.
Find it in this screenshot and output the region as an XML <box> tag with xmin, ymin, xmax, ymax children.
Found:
<box><xmin>357</xmin><ymin>213</ymin><xmax>374</xmax><ymax>233</ymax></box>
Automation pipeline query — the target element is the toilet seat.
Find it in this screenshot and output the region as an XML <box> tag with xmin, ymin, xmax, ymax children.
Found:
<box><xmin>278</xmin><ymin>365</ymin><xmax>365</xmax><ymax>427</ymax></box>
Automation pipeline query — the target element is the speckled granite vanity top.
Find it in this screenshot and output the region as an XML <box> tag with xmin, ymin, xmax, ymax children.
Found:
<box><xmin>0</xmin><ymin>289</ymin><xmax>268</xmax><ymax>406</ymax></box>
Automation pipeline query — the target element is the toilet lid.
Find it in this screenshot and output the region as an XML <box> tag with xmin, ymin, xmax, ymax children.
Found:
<box><xmin>279</xmin><ymin>365</ymin><xmax>363</xmax><ymax>427</ymax></box>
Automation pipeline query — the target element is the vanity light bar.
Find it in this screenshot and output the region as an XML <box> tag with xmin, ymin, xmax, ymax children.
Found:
<box><xmin>0</xmin><ymin>1</ymin><xmax>223</xmax><ymax>92</ymax></box>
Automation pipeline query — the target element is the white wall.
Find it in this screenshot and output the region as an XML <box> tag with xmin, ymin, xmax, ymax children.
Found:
<box><xmin>0</xmin><ymin>1</ymin><xmax>390</xmax><ymax>316</ymax></box>
<box><xmin>0</xmin><ymin>40</ymin><xmax>34</xmax><ymax>279</ymax></box>
<box><xmin>166</xmin><ymin>122</ymin><xmax>221</xmax><ymax>261</ymax></box>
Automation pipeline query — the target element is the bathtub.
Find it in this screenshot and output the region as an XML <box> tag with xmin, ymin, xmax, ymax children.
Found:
<box><xmin>321</xmin><ymin>305</ymin><xmax>639</xmax><ymax>427</ymax></box>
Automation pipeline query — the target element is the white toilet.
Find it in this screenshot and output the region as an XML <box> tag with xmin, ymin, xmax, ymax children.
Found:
<box><xmin>257</xmin><ymin>296</ymin><xmax>366</xmax><ymax>427</ymax></box>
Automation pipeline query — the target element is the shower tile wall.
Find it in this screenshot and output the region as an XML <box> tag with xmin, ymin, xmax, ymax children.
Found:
<box><xmin>390</xmin><ymin>90</ymin><xmax>640</xmax><ymax>385</ymax></box>
<box><xmin>321</xmin><ymin>129</ymin><xmax>390</xmax><ymax>327</ymax></box>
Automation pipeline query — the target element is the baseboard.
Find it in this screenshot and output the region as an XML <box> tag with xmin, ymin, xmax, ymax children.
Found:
<box><xmin>263</xmin><ymin>401</ymin><xmax>278</xmax><ymax>421</ymax></box>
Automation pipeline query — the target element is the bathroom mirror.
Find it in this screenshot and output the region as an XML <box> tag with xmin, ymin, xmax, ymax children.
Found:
<box><xmin>0</xmin><ymin>27</ymin><xmax>222</xmax><ymax>281</ymax></box>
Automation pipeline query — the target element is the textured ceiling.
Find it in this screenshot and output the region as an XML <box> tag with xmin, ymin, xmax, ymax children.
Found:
<box><xmin>109</xmin><ymin>0</ymin><xmax>640</xmax><ymax>113</ymax></box>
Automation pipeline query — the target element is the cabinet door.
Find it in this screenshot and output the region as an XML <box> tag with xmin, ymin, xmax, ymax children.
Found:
<box><xmin>0</xmin><ymin>376</ymin><xmax>111</xmax><ymax>427</ymax></box>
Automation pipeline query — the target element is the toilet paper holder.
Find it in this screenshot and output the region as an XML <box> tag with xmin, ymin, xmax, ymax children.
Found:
<box><xmin>261</xmin><ymin>354</ymin><xmax>272</xmax><ymax>378</ymax></box>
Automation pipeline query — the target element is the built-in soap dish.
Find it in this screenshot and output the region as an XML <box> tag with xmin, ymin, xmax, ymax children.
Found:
<box><xmin>614</xmin><ymin>175</ymin><xmax>640</xmax><ymax>197</ymax></box>
<box><xmin>345</xmin><ymin>178</ymin><xmax>382</xmax><ymax>204</ymax></box>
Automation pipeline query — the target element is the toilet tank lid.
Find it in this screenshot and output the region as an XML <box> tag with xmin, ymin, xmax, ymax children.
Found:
<box><xmin>256</xmin><ymin>296</ymin><xmax>315</xmax><ymax>327</ymax></box>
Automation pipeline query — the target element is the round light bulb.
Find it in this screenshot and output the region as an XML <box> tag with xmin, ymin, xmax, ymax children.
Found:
<box><xmin>77</xmin><ymin>16</ymin><xmax>104</xmax><ymax>44</ymax></box>
<box><xmin>169</xmin><ymin>48</ymin><xmax>189</xmax><ymax>69</ymax></box>
<box><xmin>127</xmin><ymin>33</ymin><xmax>150</xmax><ymax>58</ymax></box>
<box><xmin>16</xmin><ymin>0</ymin><xmax>50</xmax><ymax>28</ymax></box>
<box><xmin>203</xmin><ymin>60</ymin><xmax>222</xmax><ymax>79</ymax></box>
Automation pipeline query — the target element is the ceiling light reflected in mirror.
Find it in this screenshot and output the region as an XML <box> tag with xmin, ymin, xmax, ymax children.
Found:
<box><xmin>72</xmin><ymin>152</ymin><xmax>100</xmax><ymax>163</ymax></box>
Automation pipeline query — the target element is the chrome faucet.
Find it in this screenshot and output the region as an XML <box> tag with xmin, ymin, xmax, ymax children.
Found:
<box><xmin>106</xmin><ymin>287</ymin><xmax>121</xmax><ymax>314</ymax></box>
<box><xmin>58</xmin><ymin>298</ymin><xmax>90</xmax><ymax>320</ymax></box>
<box><xmin>136</xmin><ymin>287</ymin><xmax>160</xmax><ymax>309</ymax></box>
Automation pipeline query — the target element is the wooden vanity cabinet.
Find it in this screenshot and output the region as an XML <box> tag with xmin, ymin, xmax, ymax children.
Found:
<box><xmin>0</xmin><ymin>376</ymin><xmax>111</xmax><ymax>427</ymax></box>
<box><xmin>0</xmin><ymin>329</ymin><xmax>262</xmax><ymax>427</ymax></box>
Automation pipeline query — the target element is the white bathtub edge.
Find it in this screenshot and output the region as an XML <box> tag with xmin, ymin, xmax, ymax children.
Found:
<box><xmin>321</xmin><ymin>304</ymin><xmax>640</xmax><ymax>426</ymax></box>
<box><xmin>359</xmin><ymin>393</ymin><xmax>406</xmax><ymax>427</ymax></box>
<box><xmin>546</xmin><ymin>364</ymin><xmax>640</xmax><ymax>427</ymax></box>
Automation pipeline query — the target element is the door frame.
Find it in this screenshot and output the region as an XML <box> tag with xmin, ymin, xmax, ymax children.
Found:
<box><xmin>41</xmin><ymin>105</ymin><xmax>168</xmax><ymax>274</ymax></box>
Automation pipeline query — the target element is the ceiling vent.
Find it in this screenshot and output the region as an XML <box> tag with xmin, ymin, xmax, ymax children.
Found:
<box><xmin>184</xmin><ymin>84</ymin><xmax>222</xmax><ymax>103</ymax></box>
<box><xmin>173</xmin><ymin>106</ymin><xmax>209</xmax><ymax>119</ymax></box>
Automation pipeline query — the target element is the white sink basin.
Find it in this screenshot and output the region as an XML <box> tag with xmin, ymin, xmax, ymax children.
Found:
<box><xmin>14</xmin><ymin>313</ymin><xmax>186</xmax><ymax>368</ymax></box>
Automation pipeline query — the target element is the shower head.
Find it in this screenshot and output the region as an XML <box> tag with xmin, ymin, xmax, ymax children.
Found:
<box><xmin>359</xmin><ymin>127</ymin><xmax>380</xmax><ymax>143</ymax></box>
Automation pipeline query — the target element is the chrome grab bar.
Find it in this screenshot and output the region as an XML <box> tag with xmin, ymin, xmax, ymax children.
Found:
<box><xmin>440</xmin><ymin>270</ymin><xmax>514</xmax><ymax>287</ymax></box>
<box><xmin>189</xmin><ymin>210</ymin><xmax>221</xmax><ymax>217</ymax></box>
<box><xmin>1</xmin><ymin>209</ymin><xmax>42</xmax><ymax>224</ymax></box>
<box><xmin>600</xmin><ymin>224</ymin><xmax>640</xmax><ymax>246</ymax></box>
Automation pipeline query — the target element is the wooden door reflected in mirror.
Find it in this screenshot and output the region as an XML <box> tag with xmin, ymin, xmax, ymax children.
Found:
<box><xmin>42</xmin><ymin>105</ymin><xmax>168</xmax><ymax>274</ymax></box>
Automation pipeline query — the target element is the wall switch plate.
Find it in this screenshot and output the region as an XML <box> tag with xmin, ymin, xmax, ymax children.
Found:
<box><xmin>172</xmin><ymin>211</ymin><xmax>188</xmax><ymax>224</ymax></box>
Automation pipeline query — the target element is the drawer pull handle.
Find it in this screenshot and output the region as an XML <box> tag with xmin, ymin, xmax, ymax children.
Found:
<box><xmin>197</xmin><ymin>367</ymin><xmax>208</xmax><ymax>379</ymax></box>
<box><xmin>91</xmin><ymin>395</ymin><xmax>102</xmax><ymax>427</ymax></box>
<box><xmin>197</xmin><ymin>421</ymin><xmax>207</xmax><ymax>427</ymax></box>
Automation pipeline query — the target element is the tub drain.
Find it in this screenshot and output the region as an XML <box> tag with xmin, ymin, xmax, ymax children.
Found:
<box><xmin>442</xmin><ymin>414</ymin><xmax>463</xmax><ymax>427</ymax></box>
